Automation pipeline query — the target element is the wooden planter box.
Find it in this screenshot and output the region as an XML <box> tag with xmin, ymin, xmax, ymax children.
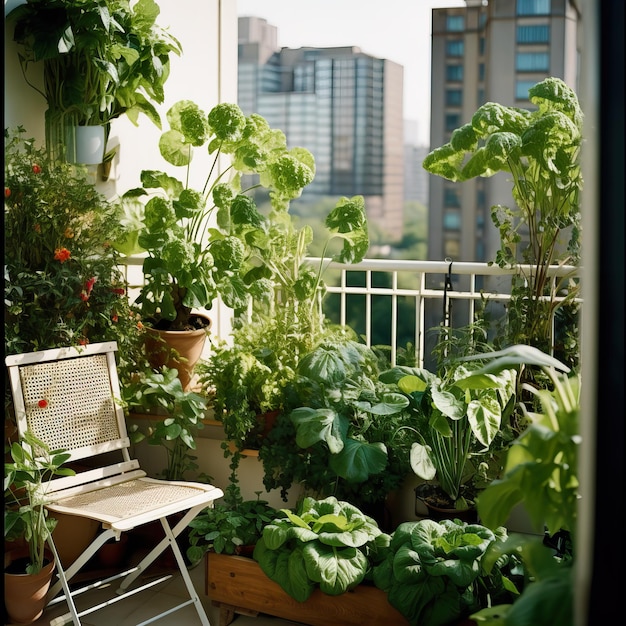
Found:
<box><xmin>205</xmin><ymin>552</ymin><xmax>410</xmax><ymax>626</ymax></box>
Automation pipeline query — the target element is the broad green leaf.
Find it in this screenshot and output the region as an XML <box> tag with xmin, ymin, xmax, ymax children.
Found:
<box><xmin>329</xmin><ymin>439</ymin><xmax>387</xmax><ymax>482</ymax></box>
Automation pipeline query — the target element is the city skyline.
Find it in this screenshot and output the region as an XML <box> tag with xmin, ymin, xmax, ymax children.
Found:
<box><xmin>236</xmin><ymin>0</ymin><xmax>465</xmax><ymax>146</ymax></box>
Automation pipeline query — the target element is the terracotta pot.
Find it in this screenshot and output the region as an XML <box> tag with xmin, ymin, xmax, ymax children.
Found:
<box><xmin>144</xmin><ymin>313</ymin><xmax>211</xmax><ymax>390</ymax></box>
<box><xmin>4</xmin><ymin>548</ymin><xmax>55</xmax><ymax>625</ymax></box>
<box><xmin>97</xmin><ymin>533</ymin><xmax>129</xmax><ymax>568</ymax></box>
<box><xmin>52</xmin><ymin>511</ymin><xmax>100</xmax><ymax>568</ymax></box>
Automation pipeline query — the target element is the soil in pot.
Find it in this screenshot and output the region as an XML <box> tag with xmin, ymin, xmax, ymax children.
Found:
<box><xmin>415</xmin><ymin>483</ymin><xmax>478</xmax><ymax>523</ymax></box>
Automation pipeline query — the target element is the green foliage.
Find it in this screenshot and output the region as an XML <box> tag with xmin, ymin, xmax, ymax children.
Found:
<box><xmin>7</xmin><ymin>0</ymin><xmax>182</xmax><ymax>130</ymax></box>
<box><xmin>186</xmin><ymin>497</ymin><xmax>279</xmax><ymax>564</ymax></box>
<box><xmin>4</xmin><ymin>128</ymin><xmax>144</xmax><ymax>380</ymax></box>
<box><xmin>260</xmin><ymin>337</ymin><xmax>419</xmax><ymax>510</ymax></box>
<box><xmin>373</xmin><ymin>518</ymin><xmax>520</xmax><ymax>626</ymax></box>
<box><xmin>423</xmin><ymin>77</ymin><xmax>582</xmax><ymax>363</ymax></box>
<box><xmin>117</xmin><ymin>99</ymin><xmax>368</xmax><ymax>331</ymax></box>
<box><xmin>253</xmin><ymin>496</ymin><xmax>388</xmax><ymax>601</ymax></box>
<box><xmin>466</xmin><ymin>352</ymin><xmax>578</xmax><ymax>626</ymax></box>
<box><xmin>123</xmin><ymin>367</ymin><xmax>208</xmax><ymax>481</ymax></box>
<box><xmin>4</xmin><ymin>431</ymin><xmax>76</xmax><ymax>574</ymax></box>
<box><xmin>379</xmin><ymin>328</ymin><xmax>521</xmax><ymax>507</ymax></box>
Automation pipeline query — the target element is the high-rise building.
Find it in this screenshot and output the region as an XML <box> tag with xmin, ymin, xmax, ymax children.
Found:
<box><xmin>428</xmin><ymin>0</ymin><xmax>580</xmax><ymax>262</ymax></box>
<box><xmin>238</xmin><ymin>17</ymin><xmax>405</xmax><ymax>242</ymax></box>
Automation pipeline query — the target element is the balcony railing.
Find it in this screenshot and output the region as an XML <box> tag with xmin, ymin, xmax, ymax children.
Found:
<box><xmin>120</xmin><ymin>257</ymin><xmax>581</xmax><ymax>369</ymax></box>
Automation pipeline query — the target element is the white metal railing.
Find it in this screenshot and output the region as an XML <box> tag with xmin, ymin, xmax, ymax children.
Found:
<box><xmin>120</xmin><ymin>257</ymin><xmax>582</xmax><ymax>368</ymax></box>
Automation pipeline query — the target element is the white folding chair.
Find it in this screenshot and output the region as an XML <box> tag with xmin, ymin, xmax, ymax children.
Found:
<box><xmin>5</xmin><ymin>341</ymin><xmax>223</xmax><ymax>626</ymax></box>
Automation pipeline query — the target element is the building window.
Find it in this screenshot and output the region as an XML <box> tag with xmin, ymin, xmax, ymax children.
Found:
<box><xmin>479</xmin><ymin>37</ymin><xmax>486</xmax><ymax>55</ymax></box>
<box><xmin>445</xmin><ymin>89</ymin><xmax>463</xmax><ymax>106</ymax></box>
<box><xmin>444</xmin><ymin>187</ymin><xmax>460</xmax><ymax>207</ymax></box>
<box><xmin>515</xmin><ymin>80</ymin><xmax>536</xmax><ymax>100</ymax></box>
<box><xmin>444</xmin><ymin>238</ymin><xmax>460</xmax><ymax>259</ymax></box>
<box><xmin>517</xmin><ymin>24</ymin><xmax>550</xmax><ymax>43</ymax></box>
<box><xmin>444</xmin><ymin>210</ymin><xmax>461</xmax><ymax>231</ymax></box>
<box><xmin>446</xmin><ymin>15</ymin><xmax>465</xmax><ymax>31</ymax></box>
<box><xmin>446</xmin><ymin>65</ymin><xmax>464</xmax><ymax>81</ymax></box>
<box><xmin>445</xmin><ymin>113</ymin><xmax>461</xmax><ymax>132</ymax></box>
<box><xmin>479</xmin><ymin>63</ymin><xmax>485</xmax><ymax>81</ymax></box>
<box><xmin>517</xmin><ymin>0</ymin><xmax>550</xmax><ymax>15</ymax></box>
<box><xmin>446</xmin><ymin>40</ymin><xmax>464</xmax><ymax>57</ymax></box>
<box><xmin>516</xmin><ymin>52</ymin><xmax>550</xmax><ymax>72</ymax></box>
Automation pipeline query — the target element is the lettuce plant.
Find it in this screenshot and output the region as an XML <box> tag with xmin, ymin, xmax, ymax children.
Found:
<box><xmin>253</xmin><ymin>496</ymin><xmax>389</xmax><ymax>601</ymax></box>
<box><xmin>373</xmin><ymin>518</ymin><xmax>520</xmax><ymax>626</ymax></box>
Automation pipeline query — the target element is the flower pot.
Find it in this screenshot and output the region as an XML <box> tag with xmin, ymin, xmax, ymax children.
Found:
<box><xmin>415</xmin><ymin>483</ymin><xmax>478</xmax><ymax>523</ymax></box>
<box><xmin>144</xmin><ymin>314</ymin><xmax>211</xmax><ymax>390</ymax></box>
<box><xmin>97</xmin><ymin>533</ymin><xmax>129</xmax><ymax>568</ymax></box>
<box><xmin>51</xmin><ymin>511</ymin><xmax>100</xmax><ymax>568</ymax></box>
<box><xmin>4</xmin><ymin>548</ymin><xmax>55</xmax><ymax>625</ymax></box>
<box><xmin>66</xmin><ymin>125</ymin><xmax>106</xmax><ymax>165</ymax></box>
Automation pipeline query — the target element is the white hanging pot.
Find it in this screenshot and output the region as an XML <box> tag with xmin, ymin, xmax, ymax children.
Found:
<box><xmin>66</xmin><ymin>125</ymin><xmax>106</xmax><ymax>165</ymax></box>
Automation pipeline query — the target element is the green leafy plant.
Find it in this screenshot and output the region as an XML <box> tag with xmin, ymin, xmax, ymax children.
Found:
<box><xmin>253</xmin><ymin>496</ymin><xmax>389</xmax><ymax>602</ymax></box>
<box><xmin>470</xmin><ymin>362</ymin><xmax>579</xmax><ymax>626</ymax></box>
<box><xmin>262</xmin><ymin>337</ymin><xmax>417</xmax><ymax>512</ymax></box>
<box><xmin>423</xmin><ymin>77</ymin><xmax>582</xmax><ymax>367</ymax></box>
<box><xmin>7</xmin><ymin>0</ymin><xmax>182</xmax><ymax>152</ymax></box>
<box><xmin>373</xmin><ymin>518</ymin><xmax>521</xmax><ymax>626</ymax></box>
<box><xmin>123</xmin><ymin>366</ymin><xmax>208</xmax><ymax>481</ymax></box>
<box><xmin>4</xmin><ymin>127</ymin><xmax>144</xmax><ymax>379</ymax></box>
<box><xmin>4</xmin><ymin>431</ymin><xmax>76</xmax><ymax>574</ymax></box>
<box><xmin>117</xmin><ymin>98</ymin><xmax>368</xmax><ymax>332</ymax></box>
<box><xmin>186</xmin><ymin>496</ymin><xmax>279</xmax><ymax>564</ymax></box>
<box><xmin>379</xmin><ymin>340</ymin><xmax>518</xmax><ymax>510</ymax></box>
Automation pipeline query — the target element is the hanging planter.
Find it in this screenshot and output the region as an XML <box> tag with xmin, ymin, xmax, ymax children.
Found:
<box><xmin>66</xmin><ymin>125</ymin><xmax>106</xmax><ymax>165</ymax></box>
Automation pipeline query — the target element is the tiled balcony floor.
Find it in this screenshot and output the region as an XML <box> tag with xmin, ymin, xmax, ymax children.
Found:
<box><xmin>17</xmin><ymin>547</ymin><xmax>301</xmax><ymax>626</ymax></box>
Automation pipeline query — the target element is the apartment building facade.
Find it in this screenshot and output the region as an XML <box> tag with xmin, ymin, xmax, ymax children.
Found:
<box><xmin>238</xmin><ymin>17</ymin><xmax>405</xmax><ymax>242</ymax></box>
<box><xmin>428</xmin><ymin>0</ymin><xmax>580</xmax><ymax>262</ymax></box>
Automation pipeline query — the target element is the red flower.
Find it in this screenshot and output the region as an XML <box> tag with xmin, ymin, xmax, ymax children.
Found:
<box><xmin>111</xmin><ymin>287</ymin><xmax>126</xmax><ymax>295</ymax></box>
<box><xmin>112</xmin><ymin>314</ymin><xmax>119</xmax><ymax>323</ymax></box>
<box><xmin>85</xmin><ymin>277</ymin><xmax>97</xmax><ymax>293</ymax></box>
<box><xmin>80</xmin><ymin>292</ymin><xmax>89</xmax><ymax>302</ymax></box>
<box><xmin>38</xmin><ymin>399</ymin><xmax>48</xmax><ymax>409</ymax></box>
<box><xmin>32</xmin><ymin>164</ymin><xmax>41</xmax><ymax>174</ymax></box>
<box><xmin>4</xmin><ymin>187</ymin><xmax>10</xmax><ymax>198</ymax></box>
<box><xmin>54</xmin><ymin>247</ymin><xmax>71</xmax><ymax>263</ymax></box>
<box><xmin>79</xmin><ymin>337</ymin><xmax>88</xmax><ymax>346</ymax></box>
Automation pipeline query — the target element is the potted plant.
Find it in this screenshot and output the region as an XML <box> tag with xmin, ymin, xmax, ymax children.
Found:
<box><xmin>253</xmin><ymin>496</ymin><xmax>389</xmax><ymax>601</ymax></box>
<box><xmin>123</xmin><ymin>366</ymin><xmax>209</xmax><ymax>482</ymax></box>
<box><xmin>4</xmin><ymin>431</ymin><xmax>75</xmax><ymax>625</ymax></box>
<box><xmin>3</xmin><ymin>127</ymin><xmax>145</xmax><ymax>375</ymax></box>
<box><xmin>7</xmin><ymin>0</ymin><xmax>182</xmax><ymax>163</ymax></box>
<box><xmin>376</xmin><ymin>325</ymin><xmax>520</xmax><ymax>517</ymax></box>
<box><xmin>423</xmin><ymin>77</ymin><xmax>583</xmax><ymax>372</ymax></box>
<box><xmin>186</xmin><ymin>495</ymin><xmax>279</xmax><ymax>565</ymax></box>
<box><xmin>260</xmin><ymin>336</ymin><xmax>417</xmax><ymax>524</ymax></box>
<box><xmin>372</xmin><ymin>518</ymin><xmax>521</xmax><ymax>626</ymax></box>
<box><xmin>469</xmin><ymin>355</ymin><xmax>579</xmax><ymax>626</ymax></box>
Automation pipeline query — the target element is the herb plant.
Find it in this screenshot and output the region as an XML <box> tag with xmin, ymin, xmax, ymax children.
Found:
<box><xmin>253</xmin><ymin>496</ymin><xmax>388</xmax><ymax>602</ymax></box>
<box><xmin>423</xmin><ymin>77</ymin><xmax>583</xmax><ymax>367</ymax></box>
<box><xmin>4</xmin><ymin>431</ymin><xmax>76</xmax><ymax>574</ymax></box>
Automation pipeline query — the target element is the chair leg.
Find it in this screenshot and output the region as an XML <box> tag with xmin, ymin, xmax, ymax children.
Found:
<box><xmin>46</xmin><ymin>536</ymin><xmax>82</xmax><ymax>625</ymax></box>
<box><xmin>118</xmin><ymin>506</ymin><xmax>211</xmax><ymax>626</ymax></box>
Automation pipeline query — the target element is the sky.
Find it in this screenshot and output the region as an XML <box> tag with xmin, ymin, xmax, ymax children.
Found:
<box><xmin>236</xmin><ymin>0</ymin><xmax>465</xmax><ymax>145</ymax></box>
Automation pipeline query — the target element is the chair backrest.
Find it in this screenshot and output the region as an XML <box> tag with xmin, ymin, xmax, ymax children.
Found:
<box><xmin>5</xmin><ymin>342</ymin><xmax>139</xmax><ymax>497</ymax></box>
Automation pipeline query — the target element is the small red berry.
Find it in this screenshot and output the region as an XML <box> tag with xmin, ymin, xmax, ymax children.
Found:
<box><xmin>38</xmin><ymin>399</ymin><xmax>48</xmax><ymax>409</ymax></box>
<box><xmin>32</xmin><ymin>164</ymin><xmax>41</xmax><ymax>174</ymax></box>
<box><xmin>4</xmin><ymin>187</ymin><xmax>10</xmax><ymax>198</ymax></box>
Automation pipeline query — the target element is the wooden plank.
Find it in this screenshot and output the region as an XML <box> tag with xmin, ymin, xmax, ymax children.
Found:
<box><xmin>206</xmin><ymin>553</ymin><xmax>410</xmax><ymax>626</ymax></box>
